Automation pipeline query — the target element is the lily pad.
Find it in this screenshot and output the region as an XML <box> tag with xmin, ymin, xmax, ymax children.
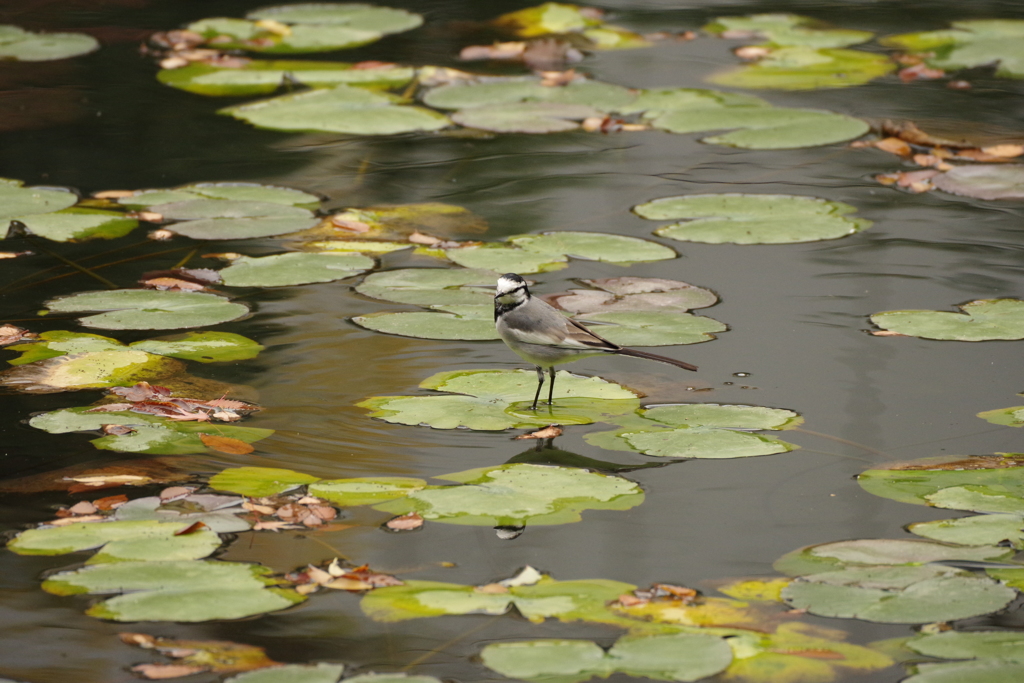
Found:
<box><xmin>247</xmin><ymin>4</ymin><xmax>423</xmax><ymax>33</ymax></box>
<box><xmin>14</xmin><ymin>208</ymin><xmax>138</xmax><ymax>242</ymax></box>
<box><xmin>373</xmin><ymin>463</ymin><xmax>644</xmax><ymax>526</ymax></box>
<box><xmin>907</xmin><ymin>630</ymin><xmax>1024</xmax><ymax>662</ymax></box>
<box><xmin>225</xmin><ymin>664</ymin><xmax>345</xmax><ymax>683</ymax></box>
<box><xmin>481</xmin><ymin>633</ymin><xmax>733</xmax><ymax>683</ymax></box>
<box><xmin>903</xmin><ymin>661</ymin><xmax>1024</xmax><ymax>683</ymax></box>
<box><xmin>452</xmin><ymin>102</ymin><xmax>599</xmax><ymax>134</ymax></box>
<box><xmin>355</xmin><ymin>268</ymin><xmax>497</xmax><ymax>306</ymax></box>
<box><xmin>44</xmin><ymin>289</ymin><xmax>249</xmax><ymax>330</ymax></box>
<box><xmin>882</xmin><ymin>20</ymin><xmax>1024</xmax><ymax>79</ymax></box>
<box><xmin>623</xmin><ymin>427</ymin><xmax>796</xmax><ymax>459</ymax></box>
<box><xmin>909</xmin><ymin>514</ymin><xmax>1024</xmax><ymax>549</ymax></box>
<box><xmin>708</xmin><ymin>46</ymin><xmax>895</xmax><ymax>90</ymax></box>
<box><xmin>169</xmin><ymin>215</ymin><xmax>321</xmax><ymax>240</ymax></box>
<box><xmin>4</xmin><ymin>330</ymin><xmax>124</xmax><ymax>365</ymax></box>
<box><xmin>0</xmin><ymin>178</ymin><xmax>78</xmax><ymax>221</ymax></box>
<box><xmin>352</xmin><ymin>305</ymin><xmax>497</xmax><ymax>341</ymax></box>
<box><xmin>511</xmin><ymin>231</ymin><xmax>676</xmax><ymax>263</ymax></box>
<box><xmin>573</xmin><ymin>311</ymin><xmax>726</xmax><ymax>346</ymax></box>
<box><xmin>9</xmin><ymin>519</ymin><xmax>221</xmax><ymax>563</ymax></box>
<box><xmin>30</xmin><ymin>406</ymin><xmax>274</xmax><ymax>455</ymax></box>
<box><xmin>130</xmin><ymin>331</ymin><xmax>264</xmax><ymax>363</ymax></box>
<box><xmin>221</xmin><ymin>84</ymin><xmax>450</xmax><ymax>135</ymax></box>
<box><xmin>782</xmin><ymin>564</ymin><xmax>1016</xmax><ymax>624</ymax></box>
<box><xmin>41</xmin><ymin>560</ymin><xmax>304</xmax><ymax>621</ymax></box>
<box><xmin>444</xmin><ymin>244</ymin><xmax>568</xmax><ymax>273</ymax></box>
<box><xmin>159</xmin><ymin>60</ymin><xmax>415</xmax><ymax>97</ymax></box>
<box><xmin>634</xmin><ymin>193</ymin><xmax>872</xmax><ymax>245</ymax></box>
<box><xmin>871</xmin><ymin>299</ymin><xmax>1024</xmax><ymax>341</ymax></box>
<box><xmin>0</xmin><ymin>25</ymin><xmax>99</xmax><ymax>61</ymax></box>
<box><xmin>423</xmin><ymin>78</ymin><xmax>635</xmax><ymax>112</ymax></box>
<box><xmin>806</xmin><ymin>538</ymin><xmax>1015</xmax><ymax>565</ymax></box>
<box><xmin>152</xmin><ymin>199</ymin><xmax>313</xmax><ymax>221</ymax></box>
<box><xmin>0</xmin><ymin>349</ymin><xmax>183</xmax><ymax>393</ymax></box>
<box><xmin>208</xmin><ymin>466</ymin><xmax>322</xmax><ymax>497</ymax></box>
<box><xmin>310</xmin><ymin>477</ymin><xmax>428</xmax><ymax>506</ymax></box>
<box><xmin>978</xmin><ymin>405</ymin><xmax>1024</xmax><ymax>427</ymax></box>
<box><xmin>618</xmin><ymin>87</ymin><xmax>770</xmax><ymax>117</ymax></box>
<box><xmin>118</xmin><ymin>182</ymin><xmax>320</xmax><ymax>208</ymax></box>
<box><xmin>704</xmin><ymin>13</ymin><xmax>873</xmax><ymax>48</ymax></box>
<box><xmin>114</xmin><ymin>494</ymin><xmax>251</xmax><ymax>533</ymax></box>
<box><xmin>304</xmin><ymin>240</ymin><xmax>411</xmax><ymax>253</ymax></box>
<box><xmin>568</xmin><ymin>277</ymin><xmax>718</xmax><ymax>311</ymax></box>
<box><xmin>493</xmin><ymin>3</ymin><xmax>602</xmax><ymax>38</ymax></box>
<box><xmin>858</xmin><ymin>455</ymin><xmax>1024</xmax><ymax>510</ymax></box>
<box><xmin>933</xmin><ymin>165</ymin><xmax>1024</xmax><ymax>200</ymax></box>
<box><xmin>218</xmin><ymin>252</ymin><xmax>374</xmax><ymax>287</ymax></box>
<box><xmin>926</xmin><ymin>486</ymin><xmax>1024</xmax><ymax>514</ymax></box>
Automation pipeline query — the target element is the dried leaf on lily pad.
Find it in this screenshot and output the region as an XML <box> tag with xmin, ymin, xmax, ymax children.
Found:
<box><xmin>353</xmin><ymin>305</ymin><xmax>497</xmax><ymax>341</ymax></box>
<box><xmin>634</xmin><ymin>193</ymin><xmax>871</xmax><ymax>245</ymax></box>
<box><xmin>0</xmin><ymin>349</ymin><xmax>184</xmax><ymax>394</ymax></box>
<box><xmin>359</xmin><ymin>368</ymin><xmax>639</xmax><ymax>431</ymax></box>
<box><xmin>15</xmin><ymin>208</ymin><xmax>138</xmax><ymax>242</ymax></box>
<box><xmin>882</xmin><ymin>20</ymin><xmax>1024</xmax><ymax>79</ymax></box>
<box><xmin>221</xmin><ymin>84</ymin><xmax>450</xmax><ymax>135</ymax></box>
<box><xmin>481</xmin><ymin>633</ymin><xmax>733</xmax><ymax>683</ymax></box>
<box><xmin>373</xmin><ymin>463</ymin><xmax>644</xmax><ymax>527</ymax></box>
<box><xmin>870</xmin><ymin>299</ymin><xmax>1024</xmax><ymax>341</ymax></box>
<box><xmin>0</xmin><ymin>25</ymin><xmax>99</xmax><ymax>61</ymax></box>
<box><xmin>44</xmin><ymin>289</ymin><xmax>249</xmax><ymax>330</ymax></box>
<box><xmin>9</xmin><ymin>519</ymin><xmax>222</xmax><ymax>563</ymax></box>
<box><xmin>704</xmin><ymin>13</ymin><xmax>874</xmax><ymax>48</ymax></box>
<box><xmin>708</xmin><ymin>46</ymin><xmax>894</xmax><ymax>90</ymax></box>
<box><xmin>355</xmin><ymin>268</ymin><xmax>497</xmax><ymax>306</ymax></box>
<box><xmin>932</xmin><ymin>164</ymin><xmax>1024</xmax><ymax>200</ymax></box>
<box><xmin>782</xmin><ymin>564</ymin><xmax>1016</xmax><ymax>624</ymax></box>
<box><xmin>30</xmin><ymin>406</ymin><xmax>274</xmax><ymax>455</ymax></box>
<box><xmin>857</xmin><ymin>454</ymin><xmax>1024</xmax><ymax>511</ymax></box>
<box><xmin>42</xmin><ymin>560</ymin><xmax>304</xmax><ymax>622</ymax></box>
<box><xmin>129</xmin><ymin>331</ymin><xmax>264</xmax><ymax>363</ymax></box>
<box><xmin>0</xmin><ymin>177</ymin><xmax>78</xmax><ymax>221</ymax></box>
<box><xmin>158</xmin><ymin>60</ymin><xmax>415</xmax><ymax>97</ymax></box>
<box><xmin>120</xmin><ymin>633</ymin><xmax>278</xmax><ymax>676</ymax></box>
<box><xmin>217</xmin><ymin>252</ymin><xmax>374</xmax><ymax>287</ymax></box>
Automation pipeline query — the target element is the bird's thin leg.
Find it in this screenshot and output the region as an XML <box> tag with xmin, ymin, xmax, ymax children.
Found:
<box><xmin>531</xmin><ymin>366</ymin><xmax>544</xmax><ymax>410</ymax></box>
<box><xmin>547</xmin><ymin>366</ymin><xmax>556</xmax><ymax>406</ymax></box>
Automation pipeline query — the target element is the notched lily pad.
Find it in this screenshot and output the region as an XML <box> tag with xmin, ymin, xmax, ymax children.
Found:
<box><xmin>651</xmin><ymin>105</ymin><xmax>869</xmax><ymax>149</ymax></box>
<box><xmin>871</xmin><ymin>299</ymin><xmax>1024</xmax><ymax>341</ymax></box>
<box><xmin>444</xmin><ymin>244</ymin><xmax>567</xmax><ymax>273</ymax></box>
<box><xmin>635</xmin><ymin>193</ymin><xmax>871</xmax><ymax>245</ymax></box>
<box><xmin>452</xmin><ymin>102</ymin><xmax>599</xmax><ymax>134</ymax></box>
<box><xmin>159</xmin><ymin>60</ymin><xmax>415</xmax><ymax>97</ymax></box>
<box><xmin>882</xmin><ymin>20</ymin><xmax>1024</xmax><ymax>79</ymax></box>
<box><xmin>117</xmin><ymin>182</ymin><xmax>320</xmax><ymax>209</ymax></box>
<box><xmin>208</xmin><ymin>466</ymin><xmax>323</xmax><ymax>497</ymax></box>
<box><xmin>704</xmin><ymin>13</ymin><xmax>874</xmax><ymax>49</ymax></box>
<box><xmin>15</xmin><ymin>208</ymin><xmax>138</xmax><ymax>242</ymax></box>
<box><xmin>130</xmin><ymin>331</ymin><xmax>264</xmax><ymax>363</ymax></box>
<box><xmin>906</xmin><ymin>629</ymin><xmax>1024</xmax><ymax>662</ymax></box>
<box><xmin>353</xmin><ymin>305</ymin><xmax>497</xmax><ymax>341</ymax></box>
<box><xmin>511</xmin><ymin>231</ymin><xmax>676</xmax><ymax>263</ymax></box>
<box><xmin>9</xmin><ymin>519</ymin><xmax>221</xmax><ymax>563</ymax></box>
<box><xmin>355</xmin><ymin>268</ymin><xmax>497</xmax><ymax>306</ymax></box>
<box><xmin>44</xmin><ymin>289</ymin><xmax>249</xmax><ymax>330</ymax></box>
<box><xmin>709</xmin><ymin>46</ymin><xmax>894</xmax><ymax>91</ymax></box>
<box><xmin>573</xmin><ymin>311</ymin><xmax>726</xmax><ymax>347</ymax></box>
<box><xmin>217</xmin><ymin>252</ymin><xmax>374</xmax><ymax>287</ymax></box>
<box><xmin>909</xmin><ymin>513</ymin><xmax>1024</xmax><ymax>549</ymax></box>
<box><xmin>0</xmin><ymin>25</ymin><xmax>99</xmax><ymax>61</ymax></box>
<box><xmin>858</xmin><ymin>454</ymin><xmax>1024</xmax><ymax>512</ymax></box>
<box><xmin>0</xmin><ymin>177</ymin><xmax>78</xmax><ymax>221</ymax></box>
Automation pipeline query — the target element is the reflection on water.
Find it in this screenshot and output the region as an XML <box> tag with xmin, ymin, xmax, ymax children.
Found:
<box><xmin>2</xmin><ymin>0</ymin><xmax>1024</xmax><ymax>681</ymax></box>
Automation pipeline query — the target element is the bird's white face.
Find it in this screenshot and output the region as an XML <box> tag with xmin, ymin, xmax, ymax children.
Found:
<box><xmin>495</xmin><ymin>275</ymin><xmax>528</xmax><ymax>305</ymax></box>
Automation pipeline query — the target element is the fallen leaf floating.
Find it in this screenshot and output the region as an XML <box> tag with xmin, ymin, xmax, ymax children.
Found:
<box><xmin>86</xmin><ymin>382</ymin><xmax>261</xmax><ymax>423</ymax></box>
<box><xmin>0</xmin><ymin>324</ymin><xmax>38</xmax><ymax>346</ymax></box>
<box><xmin>384</xmin><ymin>511</ymin><xmax>424</xmax><ymax>530</ymax></box>
<box><xmin>286</xmin><ymin>559</ymin><xmax>403</xmax><ymax>595</ymax></box>
<box><xmin>242</xmin><ymin>493</ymin><xmax>340</xmax><ymax>530</ymax></box>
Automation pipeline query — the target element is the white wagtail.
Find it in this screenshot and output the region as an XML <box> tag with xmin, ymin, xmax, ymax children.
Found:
<box><xmin>494</xmin><ymin>273</ymin><xmax>698</xmax><ymax>410</ymax></box>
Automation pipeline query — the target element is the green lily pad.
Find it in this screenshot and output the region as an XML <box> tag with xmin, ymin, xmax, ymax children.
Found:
<box><xmin>623</xmin><ymin>427</ymin><xmax>796</xmax><ymax>459</ymax></box>
<box><xmin>0</xmin><ymin>25</ymin><xmax>99</xmax><ymax>61</ymax></box>
<box><xmin>247</xmin><ymin>4</ymin><xmax>422</xmax><ymax>33</ymax></box>
<box><xmin>933</xmin><ymin>165</ymin><xmax>1024</xmax><ymax>200</ymax></box>
<box><xmin>782</xmin><ymin>564</ymin><xmax>1016</xmax><ymax>624</ymax></box>
<box><xmin>14</xmin><ymin>207</ymin><xmax>138</xmax><ymax>242</ymax></box>
<box><xmin>208</xmin><ymin>466</ymin><xmax>322</xmax><ymax>497</ymax></box>
<box><xmin>45</xmin><ymin>289</ymin><xmax>249</xmax><ymax>330</ymax></box>
<box><xmin>362</xmin><ymin>574</ymin><xmax>636</xmax><ymax>624</ymax></box>
<box><xmin>30</xmin><ymin>406</ymin><xmax>274</xmax><ymax>455</ymax></box>
<box><xmin>903</xmin><ymin>661</ymin><xmax>1024</xmax><ymax>683</ymax></box>
<box><xmin>152</xmin><ymin>199</ymin><xmax>313</xmax><ymax>221</ymax></box>
<box><xmin>352</xmin><ymin>305</ymin><xmax>497</xmax><ymax>341</ymax></box>
<box><xmin>858</xmin><ymin>455</ymin><xmax>1024</xmax><ymax>510</ymax></box>
<box><xmin>41</xmin><ymin>560</ymin><xmax>304</xmax><ymax>622</ymax></box>
<box><xmin>704</xmin><ymin>13</ymin><xmax>873</xmax><ymax>48</ymax></box>
<box><xmin>309</xmin><ymin>477</ymin><xmax>428</xmax><ymax>506</ymax></box>
<box><xmin>806</xmin><ymin>538</ymin><xmax>1015</xmax><ymax>565</ymax></box>
<box><xmin>423</xmin><ymin>78</ymin><xmax>635</xmax><ymax>112</ymax></box>
<box><xmin>910</xmin><ymin>514</ymin><xmax>1024</xmax><ymax>549</ymax></box>
<box><xmin>618</xmin><ymin>87</ymin><xmax>770</xmax><ymax>117</ymax></box>
<box><xmin>908</xmin><ymin>630</ymin><xmax>1024</xmax><ymax>662</ymax></box>
<box><xmin>882</xmin><ymin>20</ymin><xmax>1024</xmax><ymax>79</ymax></box>
<box><xmin>573</xmin><ymin>311</ymin><xmax>726</xmax><ymax>346</ymax></box>
<box><xmin>170</xmin><ymin>216</ymin><xmax>321</xmax><ymax>240</ymax></box>
<box><xmin>444</xmin><ymin>244</ymin><xmax>568</xmax><ymax>273</ymax></box>
<box><xmin>118</xmin><ymin>182</ymin><xmax>320</xmax><ymax>208</ymax></box>
<box><xmin>926</xmin><ymin>486</ymin><xmax>1024</xmax><ymax>513</ymax></box>
<box><xmin>644</xmin><ymin>403</ymin><xmax>801</xmax><ymax>430</ymax></box>
<box><xmin>0</xmin><ymin>178</ymin><xmax>78</xmax><ymax>221</ymax></box>
<box><xmin>871</xmin><ymin>299</ymin><xmax>1024</xmax><ymax>341</ymax></box>
<box><xmin>978</xmin><ymin>405</ymin><xmax>1024</xmax><ymax>427</ymax></box>
<box><xmin>305</xmin><ymin>240</ymin><xmax>411</xmax><ymax>253</ymax></box>
<box><xmin>374</xmin><ymin>463</ymin><xmax>644</xmax><ymax>526</ymax></box>
<box><xmin>355</xmin><ymin>268</ymin><xmax>497</xmax><ymax>306</ymax></box>
<box><xmin>5</xmin><ymin>330</ymin><xmax>129</xmax><ymax>365</ymax></box>
<box><xmin>0</xmin><ymin>349</ymin><xmax>183</xmax><ymax>393</ymax></box>
<box><xmin>452</xmin><ymin>102</ymin><xmax>599</xmax><ymax>134</ymax></box>
<box><xmin>221</xmin><ymin>84</ymin><xmax>450</xmax><ymax>135</ymax></box>
<box><xmin>9</xmin><ymin>519</ymin><xmax>221</xmax><ymax>563</ymax></box>
<box><xmin>114</xmin><ymin>494</ymin><xmax>251</xmax><ymax>533</ymax></box>
<box><xmin>708</xmin><ymin>46</ymin><xmax>895</xmax><ymax>90</ymax></box>
<box><xmin>482</xmin><ymin>633</ymin><xmax>733</xmax><ymax>683</ymax></box>
<box><xmin>158</xmin><ymin>60</ymin><xmax>415</xmax><ymax>97</ymax></box>
<box><xmin>218</xmin><ymin>252</ymin><xmax>374</xmax><ymax>287</ymax></box>
<box><xmin>511</xmin><ymin>231</ymin><xmax>676</xmax><ymax>263</ymax></box>
<box><xmin>650</xmin><ymin>105</ymin><xmax>870</xmax><ymax>149</ymax></box>
<box><xmin>635</xmin><ymin>193</ymin><xmax>872</xmax><ymax>245</ymax></box>
<box><xmin>225</xmin><ymin>664</ymin><xmax>345</xmax><ymax>683</ymax></box>
<box><xmin>129</xmin><ymin>331</ymin><xmax>264</xmax><ymax>363</ymax></box>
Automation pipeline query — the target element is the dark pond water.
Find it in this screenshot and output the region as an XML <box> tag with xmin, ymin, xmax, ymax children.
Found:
<box><xmin>2</xmin><ymin>1</ymin><xmax>1024</xmax><ymax>682</ymax></box>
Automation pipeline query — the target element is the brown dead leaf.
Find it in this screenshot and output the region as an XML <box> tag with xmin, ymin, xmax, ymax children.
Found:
<box><xmin>616</xmin><ymin>593</ymin><xmax>647</xmax><ymax>607</ymax></box>
<box><xmin>159</xmin><ymin>486</ymin><xmax>194</xmax><ymax>502</ymax></box>
<box><xmin>94</xmin><ymin>494</ymin><xmax>129</xmax><ymax>510</ymax></box>
<box><xmin>0</xmin><ymin>458</ymin><xmax>194</xmax><ymax>494</ymax></box>
<box><xmin>324</xmin><ymin>577</ymin><xmax>373</xmax><ymax>591</ymax></box>
<box><xmin>242</xmin><ymin>501</ymin><xmax>276</xmax><ymax>515</ymax></box>
<box><xmin>132</xmin><ymin>211</ymin><xmax>165</xmax><ymax>223</ymax></box>
<box><xmin>198</xmin><ymin>434</ymin><xmax>254</xmax><ymax>454</ymax></box>
<box><xmin>874</xmin><ymin>137</ymin><xmax>913</xmax><ymax>157</ymax></box>
<box><xmin>460</xmin><ymin>41</ymin><xmax>526</xmax><ymax>61</ymax></box>
<box><xmin>343</xmin><ymin>564</ymin><xmax>404</xmax><ymax>587</ymax></box>
<box><xmin>121</xmin><ymin>632</ymin><xmax>277</xmax><ymax>675</ymax></box>
<box><xmin>46</xmin><ymin>514</ymin><xmax>107</xmax><ymax>526</ymax></box>
<box><xmin>735</xmin><ymin>45</ymin><xmax>771</xmax><ymax>60</ymax></box>
<box><xmin>980</xmin><ymin>144</ymin><xmax>1024</xmax><ymax>158</ymax></box>
<box><xmin>0</xmin><ymin>251</ymin><xmax>33</xmax><ymax>259</ymax></box>
<box><xmin>92</xmin><ymin>190</ymin><xmax>135</xmax><ymax>199</ymax></box>
<box><xmin>514</xmin><ymin>425</ymin><xmax>563</xmax><ymax>440</ymax></box>
<box><xmin>330</xmin><ymin>215</ymin><xmax>371</xmax><ymax>232</ymax></box>
<box><xmin>142</xmin><ymin>277</ymin><xmax>208</xmax><ymax>292</ymax></box>
<box><xmin>159</xmin><ymin>56</ymin><xmax>189</xmax><ymax>70</ymax></box>
<box><xmin>538</xmin><ymin>68</ymin><xmax>580</xmax><ymax>87</ymax></box>
<box><xmin>898</xmin><ymin>63</ymin><xmax>945</xmax><ymax>82</ymax></box>
<box><xmin>100</xmin><ymin>424</ymin><xmax>136</xmax><ymax>437</ymax></box>
<box><xmin>252</xmin><ymin>520</ymin><xmax>298</xmax><ymax>531</ymax></box>
<box><xmin>870</xmin><ymin>330</ymin><xmax>908</xmax><ymax>337</ymax></box>
<box><xmin>408</xmin><ymin>230</ymin><xmax>442</xmax><ymax>246</ymax></box>
<box><xmin>174</xmin><ymin>521</ymin><xmax>207</xmax><ymax>536</ymax></box>
<box><xmin>0</xmin><ymin>324</ymin><xmax>37</xmax><ymax>346</ymax></box>
<box><xmin>475</xmin><ymin>583</ymin><xmax>510</xmax><ymax>594</ymax></box>
<box><xmin>385</xmin><ymin>512</ymin><xmax>423</xmax><ymax>531</ymax></box>
<box><xmin>68</xmin><ymin>500</ymin><xmax>98</xmax><ymax>515</ymax></box>
<box><xmin>131</xmin><ymin>663</ymin><xmax>208</xmax><ymax>679</ymax></box>
<box><xmin>148</xmin><ymin>229</ymin><xmax>174</xmax><ymax>240</ymax></box>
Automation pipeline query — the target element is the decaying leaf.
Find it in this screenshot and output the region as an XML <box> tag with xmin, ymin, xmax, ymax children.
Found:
<box><xmin>120</xmin><ymin>631</ymin><xmax>278</xmax><ymax>676</ymax></box>
<box><xmin>0</xmin><ymin>324</ymin><xmax>38</xmax><ymax>346</ymax></box>
<box><xmin>514</xmin><ymin>425</ymin><xmax>564</xmax><ymax>440</ymax></box>
<box><xmin>198</xmin><ymin>434</ymin><xmax>255</xmax><ymax>454</ymax></box>
<box><xmin>385</xmin><ymin>511</ymin><xmax>424</xmax><ymax>530</ymax></box>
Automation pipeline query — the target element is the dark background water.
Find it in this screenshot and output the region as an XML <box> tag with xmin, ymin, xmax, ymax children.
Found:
<box><xmin>2</xmin><ymin>1</ymin><xmax>1024</xmax><ymax>681</ymax></box>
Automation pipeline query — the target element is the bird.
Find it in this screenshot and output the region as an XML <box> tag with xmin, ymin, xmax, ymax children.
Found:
<box><xmin>494</xmin><ymin>273</ymin><xmax>698</xmax><ymax>410</ymax></box>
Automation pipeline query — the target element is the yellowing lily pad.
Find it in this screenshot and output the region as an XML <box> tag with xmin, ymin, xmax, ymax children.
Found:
<box><xmin>882</xmin><ymin>20</ymin><xmax>1024</xmax><ymax>79</ymax></box>
<box><xmin>129</xmin><ymin>331</ymin><xmax>264</xmax><ymax>363</ymax></box>
<box><xmin>651</xmin><ymin>105</ymin><xmax>869</xmax><ymax>149</ymax></box>
<box><xmin>909</xmin><ymin>513</ymin><xmax>1024</xmax><ymax>549</ymax></box>
<box><xmin>0</xmin><ymin>349</ymin><xmax>183</xmax><ymax>393</ymax></box>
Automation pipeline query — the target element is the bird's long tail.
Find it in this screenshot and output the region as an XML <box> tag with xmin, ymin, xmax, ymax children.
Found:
<box><xmin>614</xmin><ymin>347</ymin><xmax>698</xmax><ymax>371</ymax></box>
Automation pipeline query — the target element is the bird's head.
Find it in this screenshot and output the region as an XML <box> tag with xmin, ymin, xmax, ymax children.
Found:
<box><xmin>495</xmin><ymin>273</ymin><xmax>529</xmax><ymax>306</ymax></box>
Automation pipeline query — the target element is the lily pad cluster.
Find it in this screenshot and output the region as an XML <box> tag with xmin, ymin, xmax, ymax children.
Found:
<box><xmin>209</xmin><ymin>462</ymin><xmax>644</xmax><ymax>528</ymax></box>
<box><xmin>0</xmin><ymin>25</ymin><xmax>99</xmax><ymax>61</ymax></box>
<box><xmin>634</xmin><ymin>193</ymin><xmax>873</xmax><ymax>245</ymax></box>
<box><xmin>882</xmin><ymin>20</ymin><xmax>1024</xmax><ymax>79</ymax></box>
<box><xmin>187</xmin><ymin>4</ymin><xmax>423</xmax><ymax>54</ymax></box>
<box><xmin>704</xmin><ymin>14</ymin><xmax>894</xmax><ymax>90</ymax></box>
